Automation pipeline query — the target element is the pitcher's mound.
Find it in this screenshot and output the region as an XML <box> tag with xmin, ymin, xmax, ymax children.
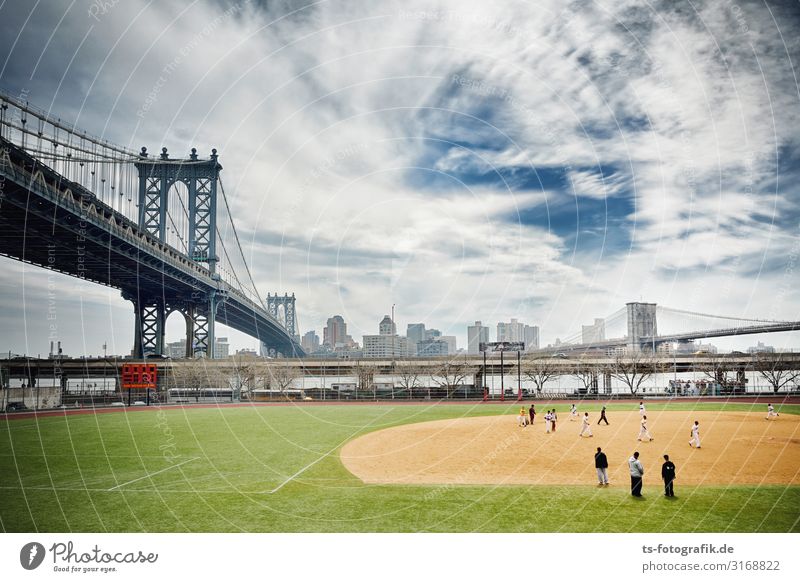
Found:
<box><xmin>341</xmin><ymin>410</ymin><xmax>800</xmax><ymax>486</ymax></box>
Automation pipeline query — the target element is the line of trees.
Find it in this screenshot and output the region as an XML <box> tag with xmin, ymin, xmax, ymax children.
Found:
<box><xmin>165</xmin><ymin>352</ymin><xmax>800</xmax><ymax>397</ymax></box>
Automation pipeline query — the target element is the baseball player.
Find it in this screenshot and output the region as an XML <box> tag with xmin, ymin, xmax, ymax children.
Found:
<box><xmin>570</xmin><ymin>403</ymin><xmax>578</xmax><ymax>421</ymax></box>
<box><xmin>545</xmin><ymin>411</ymin><xmax>552</xmax><ymax>433</ymax></box>
<box><xmin>518</xmin><ymin>407</ymin><xmax>528</xmax><ymax>427</ymax></box>
<box><xmin>579</xmin><ymin>412</ymin><xmax>593</xmax><ymax>437</ymax></box>
<box><xmin>597</xmin><ymin>405</ymin><xmax>609</xmax><ymax>425</ymax></box>
<box><xmin>637</xmin><ymin>415</ymin><xmax>653</xmax><ymax>441</ymax></box>
<box><xmin>689</xmin><ymin>420</ymin><xmax>701</xmax><ymax>448</ymax></box>
<box><xmin>639</xmin><ymin>401</ymin><xmax>646</xmax><ymax>417</ymax></box>
<box><xmin>551</xmin><ymin>409</ymin><xmax>558</xmax><ymax>432</ymax></box>
<box><xmin>766</xmin><ymin>403</ymin><xmax>779</xmax><ymax>420</ymax></box>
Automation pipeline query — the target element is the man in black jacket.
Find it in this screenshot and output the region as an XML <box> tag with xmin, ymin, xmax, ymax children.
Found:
<box><xmin>661</xmin><ymin>454</ymin><xmax>676</xmax><ymax>497</ymax></box>
<box><xmin>594</xmin><ymin>447</ymin><xmax>609</xmax><ymax>486</ymax></box>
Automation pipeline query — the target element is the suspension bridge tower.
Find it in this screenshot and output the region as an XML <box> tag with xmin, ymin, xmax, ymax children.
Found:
<box><xmin>125</xmin><ymin>146</ymin><xmax>224</xmax><ymax>359</ymax></box>
<box><xmin>627</xmin><ymin>302</ymin><xmax>658</xmax><ymax>352</ymax></box>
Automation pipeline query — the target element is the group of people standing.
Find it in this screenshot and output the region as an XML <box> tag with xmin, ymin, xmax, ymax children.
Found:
<box><xmin>517</xmin><ymin>404</ymin><xmax>561</xmax><ymax>433</ymax></box>
<box><xmin>595</xmin><ymin>448</ymin><xmax>676</xmax><ymax>497</ymax></box>
<box><xmin>625</xmin><ymin>451</ymin><xmax>676</xmax><ymax>497</ymax></box>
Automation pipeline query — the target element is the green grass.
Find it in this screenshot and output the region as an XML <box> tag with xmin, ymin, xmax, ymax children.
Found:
<box><xmin>1</xmin><ymin>401</ymin><xmax>798</xmax><ymax>532</ymax></box>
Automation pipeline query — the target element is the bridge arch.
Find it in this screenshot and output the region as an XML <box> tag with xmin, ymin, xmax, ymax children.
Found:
<box><xmin>165</xmin><ymin>306</ymin><xmax>193</xmax><ymax>358</ymax></box>
<box><xmin>165</xmin><ymin>179</ymin><xmax>191</xmax><ymax>253</ymax></box>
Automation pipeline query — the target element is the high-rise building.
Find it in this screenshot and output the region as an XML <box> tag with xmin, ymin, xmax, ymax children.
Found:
<box><xmin>363</xmin><ymin>316</ymin><xmax>408</xmax><ymax>358</ymax></box>
<box><xmin>407</xmin><ymin>323</ymin><xmax>426</xmax><ymax>355</ymax></box>
<box><xmin>523</xmin><ymin>325</ymin><xmax>539</xmax><ymax>351</ymax></box>
<box><xmin>323</xmin><ymin>315</ymin><xmax>356</xmax><ymax>350</ymax></box>
<box><xmin>363</xmin><ymin>335</ymin><xmax>409</xmax><ymax>358</ymax></box>
<box><xmin>166</xmin><ymin>337</ymin><xmax>229</xmax><ymax>358</ymax></box>
<box><xmin>426</xmin><ymin>328</ymin><xmax>441</xmax><ymax>340</ymax></box>
<box><xmin>166</xmin><ymin>340</ymin><xmax>185</xmax><ymax>359</ymax></box>
<box><xmin>581</xmin><ymin>318</ymin><xmax>605</xmax><ymax>344</ymax></box>
<box><xmin>214</xmin><ymin>337</ymin><xmax>230</xmax><ymax>359</ymax></box>
<box><xmin>441</xmin><ymin>335</ymin><xmax>457</xmax><ymax>354</ymax></box>
<box><xmin>379</xmin><ymin>315</ymin><xmax>396</xmax><ymax>336</ymax></box>
<box><xmin>416</xmin><ymin>339</ymin><xmax>449</xmax><ymax>356</ymax></box>
<box><xmin>301</xmin><ymin>331</ymin><xmax>320</xmax><ymax>353</ymax></box>
<box><xmin>497</xmin><ymin>319</ymin><xmax>525</xmax><ymax>342</ymax></box>
<box><xmin>467</xmin><ymin>321</ymin><xmax>490</xmax><ymax>354</ymax></box>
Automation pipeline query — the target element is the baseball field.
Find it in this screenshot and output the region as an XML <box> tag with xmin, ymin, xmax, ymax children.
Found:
<box><xmin>1</xmin><ymin>400</ymin><xmax>798</xmax><ymax>532</ymax></box>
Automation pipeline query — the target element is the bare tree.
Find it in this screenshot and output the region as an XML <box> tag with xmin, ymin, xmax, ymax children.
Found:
<box><xmin>570</xmin><ymin>362</ymin><xmax>596</xmax><ymax>393</ymax></box>
<box><xmin>394</xmin><ymin>362</ymin><xmax>421</xmax><ymax>399</ymax></box>
<box><xmin>753</xmin><ymin>354</ymin><xmax>800</xmax><ymax>393</ymax></box>
<box><xmin>607</xmin><ymin>351</ymin><xmax>660</xmax><ymax>395</ymax></box>
<box><xmin>261</xmin><ymin>361</ymin><xmax>300</xmax><ymax>396</ymax></box>
<box><xmin>168</xmin><ymin>363</ymin><xmax>209</xmax><ymax>401</ymax></box>
<box><xmin>431</xmin><ymin>358</ymin><xmax>471</xmax><ymax>398</ymax></box>
<box><xmin>699</xmin><ymin>355</ymin><xmax>738</xmax><ymax>389</ymax></box>
<box><xmin>522</xmin><ymin>358</ymin><xmax>559</xmax><ymax>394</ymax></box>
<box><xmin>351</xmin><ymin>360</ymin><xmax>374</xmax><ymax>399</ymax></box>
<box><xmin>230</xmin><ymin>360</ymin><xmax>256</xmax><ymax>398</ymax></box>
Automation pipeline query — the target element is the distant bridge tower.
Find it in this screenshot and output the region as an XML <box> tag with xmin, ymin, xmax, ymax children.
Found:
<box><xmin>262</xmin><ymin>293</ymin><xmax>299</xmax><ymax>357</ymax></box>
<box><xmin>627</xmin><ymin>302</ymin><xmax>657</xmax><ymax>352</ymax></box>
<box><xmin>268</xmin><ymin>293</ymin><xmax>298</xmax><ymax>336</ymax></box>
<box><xmin>127</xmin><ymin>146</ymin><xmax>223</xmax><ymax>359</ymax></box>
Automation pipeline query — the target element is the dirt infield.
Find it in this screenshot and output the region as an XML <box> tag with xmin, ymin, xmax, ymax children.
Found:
<box><xmin>341</xmin><ymin>410</ymin><xmax>800</xmax><ymax>487</ymax></box>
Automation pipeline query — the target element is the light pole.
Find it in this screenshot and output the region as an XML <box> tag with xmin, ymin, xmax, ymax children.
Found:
<box><xmin>391</xmin><ymin>303</ymin><xmax>395</xmax><ymax>355</ymax></box>
<box><xmin>500</xmin><ymin>349</ymin><xmax>505</xmax><ymax>401</ymax></box>
<box><xmin>482</xmin><ymin>348</ymin><xmax>488</xmax><ymax>401</ymax></box>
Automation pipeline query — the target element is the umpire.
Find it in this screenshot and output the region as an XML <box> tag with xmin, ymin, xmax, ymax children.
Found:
<box><xmin>661</xmin><ymin>454</ymin><xmax>676</xmax><ymax>497</ymax></box>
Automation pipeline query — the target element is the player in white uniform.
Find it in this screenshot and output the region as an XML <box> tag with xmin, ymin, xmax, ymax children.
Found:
<box><xmin>570</xmin><ymin>404</ymin><xmax>578</xmax><ymax>421</ymax></box>
<box><xmin>545</xmin><ymin>411</ymin><xmax>552</xmax><ymax>433</ymax></box>
<box><xmin>766</xmin><ymin>403</ymin><xmax>779</xmax><ymax>419</ymax></box>
<box><xmin>639</xmin><ymin>401</ymin><xmax>646</xmax><ymax>417</ymax></box>
<box><xmin>689</xmin><ymin>420</ymin><xmax>701</xmax><ymax>448</ymax></box>
<box><xmin>579</xmin><ymin>412</ymin><xmax>593</xmax><ymax>437</ymax></box>
<box><xmin>637</xmin><ymin>415</ymin><xmax>653</xmax><ymax>441</ymax></box>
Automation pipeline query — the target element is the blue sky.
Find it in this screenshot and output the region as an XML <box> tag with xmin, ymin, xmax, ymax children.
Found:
<box><xmin>1</xmin><ymin>0</ymin><xmax>799</xmax><ymax>354</ymax></box>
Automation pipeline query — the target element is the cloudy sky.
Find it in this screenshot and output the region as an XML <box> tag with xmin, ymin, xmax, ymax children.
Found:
<box><xmin>1</xmin><ymin>0</ymin><xmax>799</xmax><ymax>355</ymax></box>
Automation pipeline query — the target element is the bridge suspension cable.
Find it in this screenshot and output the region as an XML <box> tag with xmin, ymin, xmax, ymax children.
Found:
<box><xmin>218</xmin><ymin>176</ymin><xmax>265</xmax><ymax>308</ymax></box>
<box><xmin>657</xmin><ymin>306</ymin><xmax>787</xmax><ymax>324</ymax></box>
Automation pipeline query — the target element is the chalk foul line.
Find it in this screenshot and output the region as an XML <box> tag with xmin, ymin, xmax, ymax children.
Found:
<box><xmin>265</xmin><ymin>408</ymin><xmax>394</xmax><ymax>494</ymax></box>
<box><xmin>107</xmin><ymin>457</ymin><xmax>200</xmax><ymax>491</ymax></box>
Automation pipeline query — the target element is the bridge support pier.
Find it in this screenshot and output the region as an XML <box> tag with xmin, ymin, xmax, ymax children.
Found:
<box><xmin>186</xmin><ymin>298</ymin><xmax>217</xmax><ymax>359</ymax></box>
<box><xmin>125</xmin><ymin>292</ymin><xmax>221</xmax><ymax>359</ymax></box>
<box><xmin>130</xmin><ymin>297</ymin><xmax>166</xmax><ymax>358</ymax></box>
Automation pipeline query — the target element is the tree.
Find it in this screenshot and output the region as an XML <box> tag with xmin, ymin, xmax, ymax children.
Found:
<box><xmin>522</xmin><ymin>358</ymin><xmax>559</xmax><ymax>394</ymax></box>
<box><xmin>231</xmin><ymin>359</ymin><xmax>256</xmax><ymax>398</ymax></box>
<box><xmin>394</xmin><ymin>362</ymin><xmax>421</xmax><ymax>399</ymax></box>
<box><xmin>570</xmin><ymin>362</ymin><xmax>597</xmax><ymax>394</ymax></box>
<box><xmin>699</xmin><ymin>355</ymin><xmax>739</xmax><ymax>389</ymax></box>
<box><xmin>431</xmin><ymin>358</ymin><xmax>471</xmax><ymax>398</ymax></box>
<box><xmin>261</xmin><ymin>361</ymin><xmax>299</xmax><ymax>396</ymax></box>
<box><xmin>607</xmin><ymin>350</ymin><xmax>660</xmax><ymax>395</ymax></box>
<box><xmin>753</xmin><ymin>354</ymin><xmax>800</xmax><ymax>393</ymax></box>
<box><xmin>351</xmin><ymin>360</ymin><xmax>374</xmax><ymax>399</ymax></box>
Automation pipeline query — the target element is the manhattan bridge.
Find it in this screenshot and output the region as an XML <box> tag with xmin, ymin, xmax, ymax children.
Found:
<box><xmin>0</xmin><ymin>91</ymin><xmax>302</xmax><ymax>358</ymax></box>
